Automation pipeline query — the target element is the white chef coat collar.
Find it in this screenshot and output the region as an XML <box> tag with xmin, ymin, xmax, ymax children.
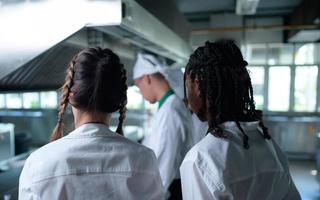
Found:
<box><xmin>65</xmin><ymin>123</ymin><xmax>114</xmax><ymax>138</ymax></box>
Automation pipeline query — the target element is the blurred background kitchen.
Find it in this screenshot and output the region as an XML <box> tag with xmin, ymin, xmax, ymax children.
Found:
<box><xmin>0</xmin><ymin>0</ymin><xmax>319</xmax><ymax>199</ymax></box>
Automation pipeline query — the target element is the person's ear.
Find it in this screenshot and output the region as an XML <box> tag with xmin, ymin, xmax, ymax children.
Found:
<box><xmin>194</xmin><ymin>78</ymin><xmax>201</xmax><ymax>97</ymax></box>
<box><xmin>134</xmin><ymin>79</ymin><xmax>140</xmax><ymax>86</ymax></box>
<box><xmin>145</xmin><ymin>74</ymin><xmax>152</xmax><ymax>85</ymax></box>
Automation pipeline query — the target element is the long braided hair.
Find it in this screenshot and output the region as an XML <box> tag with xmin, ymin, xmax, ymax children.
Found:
<box><xmin>184</xmin><ymin>40</ymin><xmax>270</xmax><ymax>149</ymax></box>
<box><xmin>51</xmin><ymin>47</ymin><xmax>127</xmax><ymax>141</ymax></box>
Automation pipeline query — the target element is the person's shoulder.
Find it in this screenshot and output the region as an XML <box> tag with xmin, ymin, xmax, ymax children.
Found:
<box><xmin>115</xmin><ymin>135</ymin><xmax>155</xmax><ymax>156</ymax></box>
<box><xmin>183</xmin><ymin>135</ymin><xmax>211</xmax><ymax>163</ymax></box>
<box><xmin>115</xmin><ymin>136</ymin><xmax>159</xmax><ymax>172</ymax></box>
<box><xmin>21</xmin><ymin>138</ymin><xmax>69</xmax><ymax>183</ymax></box>
<box><xmin>168</xmin><ymin>94</ymin><xmax>185</xmax><ymax>109</ymax></box>
<box><xmin>27</xmin><ymin>137</ymin><xmax>67</xmax><ymax>163</ymax></box>
<box><xmin>162</xmin><ymin>94</ymin><xmax>191</xmax><ymax>118</ymax></box>
<box><xmin>181</xmin><ymin>135</ymin><xmax>227</xmax><ymax>190</ymax></box>
<box><xmin>182</xmin><ymin>134</ymin><xmax>229</xmax><ymax>168</ymax></box>
<box><xmin>25</xmin><ymin>133</ymin><xmax>158</xmax><ymax>179</ymax></box>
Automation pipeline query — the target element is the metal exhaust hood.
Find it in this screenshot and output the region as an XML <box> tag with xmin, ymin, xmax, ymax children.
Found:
<box><xmin>0</xmin><ymin>0</ymin><xmax>192</xmax><ymax>90</ymax></box>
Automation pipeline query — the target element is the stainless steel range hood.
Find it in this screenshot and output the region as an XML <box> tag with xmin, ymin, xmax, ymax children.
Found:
<box><xmin>0</xmin><ymin>0</ymin><xmax>192</xmax><ymax>90</ymax></box>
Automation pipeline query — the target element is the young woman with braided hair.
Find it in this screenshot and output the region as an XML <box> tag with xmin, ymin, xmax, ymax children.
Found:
<box><xmin>19</xmin><ymin>47</ymin><xmax>164</xmax><ymax>200</ymax></box>
<box><xmin>180</xmin><ymin>40</ymin><xmax>300</xmax><ymax>200</ymax></box>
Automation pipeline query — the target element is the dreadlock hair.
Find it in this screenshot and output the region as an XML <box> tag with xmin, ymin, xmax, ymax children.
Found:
<box><xmin>51</xmin><ymin>47</ymin><xmax>127</xmax><ymax>141</ymax></box>
<box><xmin>184</xmin><ymin>40</ymin><xmax>271</xmax><ymax>149</ymax></box>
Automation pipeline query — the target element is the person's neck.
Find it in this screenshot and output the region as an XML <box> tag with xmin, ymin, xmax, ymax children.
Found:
<box><xmin>73</xmin><ymin>109</ymin><xmax>111</xmax><ymax>129</ymax></box>
<box><xmin>154</xmin><ymin>83</ymin><xmax>171</xmax><ymax>102</ymax></box>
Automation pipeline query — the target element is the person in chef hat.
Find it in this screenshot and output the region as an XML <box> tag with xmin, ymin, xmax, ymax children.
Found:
<box><xmin>133</xmin><ymin>53</ymin><xmax>196</xmax><ymax>200</ymax></box>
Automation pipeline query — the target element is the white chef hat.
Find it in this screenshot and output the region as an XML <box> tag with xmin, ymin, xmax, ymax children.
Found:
<box><xmin>133</xmin><ymin>53</ymin><xmax>162</xmax><ymax>80</ymax></box>
<box><xmin>133</xmin><ymin>53</ymin><xmax>185</xmax><ymax>100</ymax></box>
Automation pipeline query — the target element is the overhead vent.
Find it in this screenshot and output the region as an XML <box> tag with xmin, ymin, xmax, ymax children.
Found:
<box><xmin>286</xmin><ymin>0</ymin><xmax>320</xmax><ymax>42</ymax></box>
<box><xmin>236</xmin><ymin>0</ymin><xmax>260</xmax><ymax>15</ymax></box>
<box><xmin>0</xmin><ymin>0</ymin><xmax>191</xmax><ymax>90</ymax></box>
<box><xmin>288</xmin><ymin>30</ymin><xmax>320</xmax><ymax>42</ymax></box>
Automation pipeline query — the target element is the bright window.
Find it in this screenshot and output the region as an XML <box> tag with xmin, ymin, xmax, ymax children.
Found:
<box><xmin>295</xmin><ymin>43</ymin><xmax>317</xmax><ymax>65</ymax></box>
<box><xmin>294</xmin><ymin>66</ymin><xmax>318</xmax><ymax>112</ymax></box>
<box><xmin>268</xmin><ymin>67</ymin><xmax>290</xmax><ymax>111</ymax></box>
<box><xmin>268</xmin><ymin>44</ymin><xmax>293</xmax><ymax>65</ymax></box>
<box><xmin>247</xmin><ymin>66</ymin><xmax>264</xmax><ymax>110</ymax></box>
<box><xmin>245</xmin><ymin>44</ymin><xmax>267</xmax><ymax>64</ymax></box>
<box><xmin>0</xmin><ymin>94</ymin><xmax>5</xmax><ymax>108</ymax></box>
<box><xmin>40</xmin><ymin>91</ymin><xmax>58</xmax><ymax>108</ymax></box>
<box><xmin>6</xmin><ymin>93</ymin><xmax>22</xmax><ymax>109</ymax></box>
<box><xmin>23</xmin><ymin>92</ymin><xmax>40</xmax><ymax>109</ymax></box>
<box><xmin>127</xmin><ymin>86</ymin><xmax>144</xmax><ymax>109</ymax></box>
<box><xmin>127</xmin><ymin>86</ymin><xmax>157</xmax><ymax>114</ymax></box>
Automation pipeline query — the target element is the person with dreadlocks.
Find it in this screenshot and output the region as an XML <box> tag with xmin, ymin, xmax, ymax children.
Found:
<box><xmin>180</xmin><ymin>40</ymin><xmax>301</xmax><ymax>200</ymax></box>
<box><xmin>19</xmin><ymin>47</ymin><xmax>164</xmax><ymax>200</ymax></box>
<box><xmin>133</xmin><ymin>53</ymin><xmax>197</xmax><ymax>199</ymax></box>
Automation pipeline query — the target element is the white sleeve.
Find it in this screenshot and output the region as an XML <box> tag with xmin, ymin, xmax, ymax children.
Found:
<box><xmin>143</xmin><ymin>111</ymin><xmax>183</xmax><ymax>190</ymax></box>
<box><xmin>180</xmin><ymin>158</ymin><xmax>234</xmax><ymax>200</ymax></box>
<box><xmin>180</xmin><ymin>159</ymin><xmax>214</xmax><ymax>200</ymax></box>
<box><xmin>127</xmin><ymin>152</ymin><xmax>165</xmax><ymax>200</ymax></box>
<box><xmin>19</xmin><ymin>158</ymin><xmax>34</xmax><ymax>200</ymax></box>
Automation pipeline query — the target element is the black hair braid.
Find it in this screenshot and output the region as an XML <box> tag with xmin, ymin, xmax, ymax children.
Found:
<box><xmin>236</xmin><ymin>121</ymin><xmax>250</xmax><ymax>149</ymax></box>
<box><xmin>116</xmin><ymin>66</ymin><xmax>128</xmax><ymax>135</ymax></box>
<box><xmin>206</xmin><ymin>65</ymin><xmax>225</xmax><ymax>138</ymax></box>
<box><xmin>185</xmin><ymin>40</ymin><xmax>271</xmax><ymax>149</ymax></box>
<box><xmin>248</xmin><ymin>77</ymin><xmax>256</xmax><ymax>110</ymax></box>
<box><xmin>232</xmin><ymin>65</ymin><xmax>250</xmax><ymax>149</ymax></box>
<box><xmin>259</xmin><ymin>120</ymin><xmax>271</xmax><ymax>139</ymax></box>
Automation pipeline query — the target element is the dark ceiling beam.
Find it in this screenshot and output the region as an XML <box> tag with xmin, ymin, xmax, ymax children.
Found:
<box><xmin>285</xmin><ymin>0</ymin><xmax>320</xmax><ymax>41</ymax></box>
<box><xmin>192</xmin><ymin>24</ymin><xmax>320</xmax><ymax>33</ymax></box>
<box><xmin>185</xmin><ymin>10</ymin><xmax>234</xmax><ymax>22</ymax></box>
<box><xmin>135</xmin><ymin>0</ymin><xmax>191</xmax><ymax>41</ymax></box>
<box><xmin>184</xmin><ymin>6</ymin><xmax>297</xmax><ymax>23</ymax></box>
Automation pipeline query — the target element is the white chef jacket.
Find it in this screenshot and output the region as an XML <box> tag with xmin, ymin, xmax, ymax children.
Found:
<box><xmin>142</xmin><ymin>94</ymin><xmax>196</xmax><ymax>191</ymax></box>
<box><xmin>180</xmin><ymin>121</ymin><xmax>301</xmax><ymax>200</ymax></box>
<box><xmin>191</xmin><ymin>113</ymin><xmax>208</xmax><ymax>142</ymax></box>
<box><xmin>19</xmin><ymin>123</ymin><xmax>164</xmax><ymax>200</ymax></box>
